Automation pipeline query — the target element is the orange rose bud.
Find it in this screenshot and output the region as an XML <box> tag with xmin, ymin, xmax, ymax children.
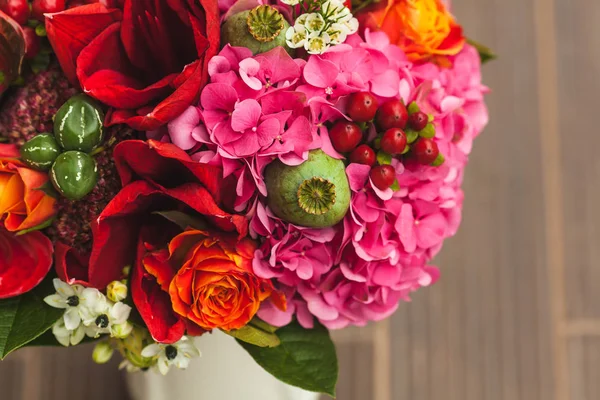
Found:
<box><xmin>0</xmin><ymin>144</ymin><xmax>56</xmax><ymax>232</ymax></box>
<box><xmin>358</xmin><ymin>0</ymin><xmax>465</xmax><ymax>64</ymax></box>
<box><xmin>167</xmin><ymin>230</ymin><xmax>286</xmax><ymax>332</ymax></box>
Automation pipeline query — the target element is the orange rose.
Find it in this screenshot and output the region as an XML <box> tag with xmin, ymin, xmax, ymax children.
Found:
<box><xmin>0</xmin><ymin>144</ymin><xmax>56</xmax><ymax>232</ymax></box>
<box><xmin>163</xmin><ymin>230</ymin><xmax>285</xmax><ymax>332</ymax></box>
<box><xmin>358</xmin><ymin>0</ymin><xmax>465</xmax><ymax>64</ymax></box>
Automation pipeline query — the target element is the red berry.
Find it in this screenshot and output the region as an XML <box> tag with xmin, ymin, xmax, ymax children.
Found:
<box><xmin>329</xmin><ymin>120</ymin><xmax>362</xmax><ymax>153</ymax></box>
<box><xmin>375</xmin><ymin>99</ymin><xmax>408</xmax><ymax>131</ymax></box>
<box><xmin>23</xmin><ymin>27</ymin><xmax>41</xmax><ymax>59</ymax></box>
<box><xmin>347</xmin><ymin>92</ymin><xmax>378</xmax><ymax>122</ymax></box>
<box><xmin>408</xmin><ymin>111</ymin><xmax>428</xmax><ymax>131</ymax></box>
<box><xmin>350</xmin><ymin>144</ymin><xmax>376</xmax><ymax>166</ymax></box>
<box><xmin>32</xmin><ymin>0</ymin><xmax>66</xmax><ymax>21</ymax></box>
<box><xmin>380</xmin><ymin>128</ymin><xmax>407</xmax><ymax>155</ymax></box>
<box><xmin>412</xmin><ymin>138</ymin><xmax>440</xmax><ymax>165</ymax></box>
<box><xmin>0</xmin><ymin>0</ymin><xmax>30</xmax><ymax>25</ymax></box>
<box><xmin>370</xmin><ymin>165</ymin><xmax>396</xmax><ymax>190</ymax></box>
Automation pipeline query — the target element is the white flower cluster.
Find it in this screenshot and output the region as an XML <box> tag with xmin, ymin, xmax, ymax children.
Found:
<box><xmin>44</xmin><ymin>279</ymin><xmax>132</xmax><ymax>347</ymax></box>
<box><xmin>285</xmin><ymin>0</ymin><xmax>359</xmax><ymax>54</ymax></box>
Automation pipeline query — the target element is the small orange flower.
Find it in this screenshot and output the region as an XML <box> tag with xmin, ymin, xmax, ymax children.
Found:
<box><xmin>0</xmin><ymin>144</ymin><xmax>56</xmax><ymax>232</ymax></box>
<box><xmin>163</xmin><ymin>230</ymin><xmax>286</xmax><ymax>332</ymax></box>
<box><xmin>358</xmin><ymin>0</ymin><xmax>465</xmax><ymax>64</ymax></box>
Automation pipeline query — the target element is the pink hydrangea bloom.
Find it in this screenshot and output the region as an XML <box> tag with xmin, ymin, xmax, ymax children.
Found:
<box><xmin>163</xmin><ymin>30</ymin><xmax>489</xmax><ymax>329</ymax></box>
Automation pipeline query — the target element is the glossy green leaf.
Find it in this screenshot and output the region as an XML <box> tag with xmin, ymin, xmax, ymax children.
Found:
<box><xmin>238</xmin><ymin>321</ymin><xmax>338</xmax><ymax>397</ymax></box>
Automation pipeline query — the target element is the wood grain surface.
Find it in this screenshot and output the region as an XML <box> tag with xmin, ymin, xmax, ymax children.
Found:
<box><xmin>1</xmin><ymin>0</ymin><xmax>596</xmax><ymax>399</ymax></box>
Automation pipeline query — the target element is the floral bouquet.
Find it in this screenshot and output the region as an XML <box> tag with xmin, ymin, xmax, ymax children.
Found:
<box><xmin>0</xmin><ymin>0</ymin><xmax>493</xmax><ymax>396</ymax></box>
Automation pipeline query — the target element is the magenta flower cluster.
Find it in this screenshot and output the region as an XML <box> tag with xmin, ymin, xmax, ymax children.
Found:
<box><xmin>164</xmin><ymin>29</ymin><xmax>488</xmax><ymax>329</ymax></box>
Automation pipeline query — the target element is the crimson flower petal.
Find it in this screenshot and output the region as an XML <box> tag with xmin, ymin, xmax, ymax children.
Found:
<box><xmin>0</xmin><ymin>228</ymin><xmax>53</xmax><ymax>298</ymax></box>
<box><xmin>131</xmin><ymin>235</ymin><xmax>185</xmax><ymax>344</ymax></box>
<box><xmin>45</xmin><ymin>3</ymin><xmax>122</xmax><ymax>84</ymax></box>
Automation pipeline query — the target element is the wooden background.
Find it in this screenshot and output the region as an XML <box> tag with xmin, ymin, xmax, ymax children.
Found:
<box><xmin>1</xmin><ymin>0</ymin><xmax>598</xmax><ymax>399</ymax></box>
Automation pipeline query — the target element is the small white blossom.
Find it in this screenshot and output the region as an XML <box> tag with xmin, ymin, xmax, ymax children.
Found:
<box><xmin>51</xmin><ymin>318</ymin><xmax>85</xmax><ymax>347</ymax></box>
<box><xmin>321</xmin><ymin>0</ymin><xmax>345</xmax><ymax>18</ymax></box>
<box><xmin>327</xmin><ymin>23</ymin><xmax>348</xmax><ymax>45</ymax></box>
<box><xmin>342</xmin><ymin>17</ymin><xmax>359</xmax><ymax>35</ymax></box>
<box><xmin>141</xmin><ymin>337</ymin><xmax>201</xmax><ymax>376</ymax></box>
<box><xmin>286</xmin><ymin>25</ymin><xmax>308</xmax><ymax>49</ymax></box>
<box><xmin>280</xmin><ymin>0</ymin><xmax>301</xmax><ymax>4</ymax></box>
<box><xmin>305</xmin><ymin>32</ymin><xmax>331</xmax><ymax>54</ymax></box>
<box><xmin>295</xmin><ymin>13</ymin><xmax>308</xmax><ymax>27</ymax></box>
<box><xmin>119</xmin><ymin>359</ymin><xmax>141</xmax><ymax>373</ymax></box>
<box><xmin>44</xmin><ymin>279</ymin><xmax>96</xmax><ymax>330</ymax></box>
<box><xmin>84</xmin><ymin>300</ymin><xmax>132</xmax><ymax>338</ymax></box>
<box><xmin>304</xmin><ymin>13</ymin><xmax>326</xmax><ymax>32</ymax></box>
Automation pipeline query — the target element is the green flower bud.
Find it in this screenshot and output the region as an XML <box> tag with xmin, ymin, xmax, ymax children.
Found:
<box><xmin>115</xmin><ymin>326</ymin><xmax>156</xmax><ymax>370</ymax></box>
<box><xmin>111</xmin><ymin>321</ymin><xmax>134</xmax><ymax>339</ymax></box>
<box><xmin>19</xmin><ymin>133</ymin><xmax>61</xmax><ymax>171</ymax></box>
<box><xmin>50</xmin><ymin>151</ymin><xmax>98</xmax><ymax>200</ymax></box>
<box><xmin>92</xmin><ymin>342</ymin><xmax>114</xmax><ymax>364</ymax></box>
<box><xmin>265</xmin><ymin>149</ymin><xmax>350</xmax><ymax>228</ymax></box>
<box><xmin>54</xmin><ymin>94</ymin><xmax>104</xmax><ymax>153</ymax></box>
<box><xmin>221</xmin><ymin>5</ymin><xmax>291</xmax><ymax>56</ymax></box>
<box><xmin>107</xmin><ymin>281</ymin><xmax>128</xmax><ymax>302</ymax></box>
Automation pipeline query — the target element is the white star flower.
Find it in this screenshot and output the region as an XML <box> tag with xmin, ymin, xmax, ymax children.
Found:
<box><xmin>84</xmin><ymin>299</ymin><xmax>132</xmax><ymax>338</ymax></box>
<box><xmin>286</xmin><ymin>25</ymin><xmax>308</xmax><ymax>49</ymax></box>
<box><xmin>44</xmin><ymin>279</ymin><xmax>96</xmax><ymax>331</ymax></box>
<box><xmin>141</xmin><ymin>337</ymin><xmax>201</xmax><ymax>376</ymax></box>
<box><xmin>304</xmin><ymin>13</ymin><xmax>326</xmax><ymax>33</ymax></box>
<box><xmin>305</xmin><ymin>32</ymin><xmax>332</xmax><ymax>54</ymax></box>
<box><xmin>51</xmin><ymin>318</ymin><xmax>85</xmax><ymax>347</ymax></box>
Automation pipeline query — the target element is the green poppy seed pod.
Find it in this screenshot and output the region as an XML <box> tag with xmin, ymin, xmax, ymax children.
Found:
<box><xmin>264</xmin><ymin>149</ymin><xmax>351</xmax><ymax>228</ymax></box>
<box><xmin>54</xmin><ymin>94</ymin><xmax>104</xmax><ymax>153</ymax></box>
<box><xmin>221</xmin><ymin>5</ymin><xmax>291</xmax><ymax>55</ymax></box>
<box><xmin>50</xmin><ymin>151</ymin><xmax>98</xmax><ymax>201</ymax></box>
<box><xmin>19</xmin><ymin>133</ymin><xmax>61</xmax><ymax>171</ymax></box>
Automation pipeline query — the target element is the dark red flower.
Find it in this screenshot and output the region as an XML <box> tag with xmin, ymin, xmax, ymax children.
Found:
<box><xmin>55</xmin><ymin>140</ymin><xmax>248</xmax><ymax>294</ymax></box>
<box><xmin>45</xmin><ymin>0</ymin><xmax>220</xmax><ymax>130</ymax></box>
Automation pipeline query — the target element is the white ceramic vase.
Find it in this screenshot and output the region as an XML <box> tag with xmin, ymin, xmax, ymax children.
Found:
<box><xmin>126</xmin><ymin>330</ymin><xmax>320</xmax><ymax>400</ymax></box>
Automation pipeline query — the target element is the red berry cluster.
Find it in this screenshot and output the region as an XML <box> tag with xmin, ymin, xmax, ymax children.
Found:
<box><xmin>329</xmin><ymin>92</ymin><xmax>445</xmax><ymax>191</ymax></box>
<box><xmin>0</xmin><ymin>0</ymin><xmax>78</xmax><ymax>74</ymax></box>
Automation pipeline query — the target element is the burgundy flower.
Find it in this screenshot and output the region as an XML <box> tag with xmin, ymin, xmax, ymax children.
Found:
<box><xmin>45</xmin><ymin>0</ymin><xmax>220</xmax><ymax>130</ymax></box>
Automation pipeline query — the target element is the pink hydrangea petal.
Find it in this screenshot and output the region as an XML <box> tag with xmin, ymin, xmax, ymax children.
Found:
<box><xmin>239</xmin><ymin>58</ymin><xmax>262</xmax><ymax>90</ymax></box>
<box><xmin>396</xmin><ymin>203</ymin><xmax>417</xmax><ymax>252</ymax></box>
<box><xmin>303</xmin><ymin>56</ymin><xmax>339</xmax><ymax>88</ymax></box>
<box><xmin>200</xmin><ymin>83</ymin><xmax>238</xmax><ymax>111</ymax></box>
<box><xmin>167</xmin><ymin>106</ymin><xmax>201</xmax><ymax>150</ymax></box>
<box><xmin>231</xmin><ymin>99</ymin><xmax>262</xmax><ymax>132</ymax></box>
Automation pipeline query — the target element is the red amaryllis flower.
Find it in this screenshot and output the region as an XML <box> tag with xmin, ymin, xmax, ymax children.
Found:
<box><xmin>45</xmin><ymin>0</ymin><xmax>220</xmax><ymax>130</ymax></box>
<box><xmin>55</xmin><ymin>140</ymin><xmax>248</xmax><ymax>293</ymax></box>
<box><xmin>0</xmin><ymin>226</ymin><xmax>53</xmax><ymax>298</ymax></box>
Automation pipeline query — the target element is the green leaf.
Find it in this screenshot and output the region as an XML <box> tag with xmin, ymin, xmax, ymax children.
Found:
<box><xmin>153</xmin><ymin>210</ymin><xmax>209</xmax><ymax>231</ymax></box>
<box><xmin>376</xmin><ymin>150</ymin><xmax>392</xmax><ymax>165</ymax></box>
<box><xmin>467</xmin><ymin>38</ymin><xmax>497</xmax><ymax>64</ymax></box>
<box><xmin>0</xmin><ymin>277</ymin><xmax>63</xmax><ymax>359</ymax></box>
<box><xmin>238</xmin><ymin>321</ymin><xmax>338</xmax><ymax>397</ymax></box>
<box><xmin>223</xmin><ymin>324</ymin><xmax>281</xmax><ymax>348</ymax></box>
<box><xmin>407</xmin><ymin>101</ymin><xmax>420</xmax><ymax>115</ymax></box>
<box><xmin>16</xmin><ymin>217</ymin><xmax>54</xmax><ymax>236</ymax></box>
<box><xmin>405</xmin><ymin>129</ymin><xmax>419</xmax><ymax>144</ymax></box>
<box><xmin>418</xmin><ymin>123</ymin><xmax>436</xmax><ymax>139</ymax></box>
<box><xmin>249</xmin><ymin>317</ymin><xmax>279</xmax><ymax>334</ymax></box>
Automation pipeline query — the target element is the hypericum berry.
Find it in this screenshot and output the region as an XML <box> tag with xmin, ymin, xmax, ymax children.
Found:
<box><xmin>349</xmin><ymin>144</ymin><xmax>376</xmax><ymax>166</ymax></box>
<box><xmin>375</xmin><ymin>99</ymin><xmax>408</xmax><ymax>131</ymax></box>
<box><xmin>408</xmin><ymin>111</ymin><xmax>428</xmax><ymax>131</ymax></box>
<box><xmin>347</xmin><ymin>92</ymin><xmax>378</xmax><ymax>122</ymax></box>
<box><xmin>19</xmin><ymin>133</ymin><xmax>61</xmax><ymax>171</ymax></box>
<box><xmin>412</xmin><ymin>138</ymin><xmax>440</xmax><ymax>165</ymax></box>
<box><xmin>329</xmin><ymin>120</ymin><xmax>362</xmax><ymax>153</ymax></box>
<box><xmin>380</xmin><ymin>128</ymin><xmax>407</xmax><ymax>155</ymax></box>
<box><xmin>23</xmin><ymin>27</ymin><xmax>41</xmax><ymax>60</ymax></box>
<box><xmin>370</xmin><ymin>165</ymin><xmax>396</xmax><ymax>190</ymax></box>
<box><xmin>54</xmin><ymin>94</ymin><xmax>105</xmax><ymax>153</ymax></box>
<box><xmin>0</xmin><ymin>0</ymin><xmax>29</xmax><ymax>25</ymax></box>
<box><xmin>32</xmin><ymin>0</ymin><xmax>66</xmax><ymax>22</ymax></box>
